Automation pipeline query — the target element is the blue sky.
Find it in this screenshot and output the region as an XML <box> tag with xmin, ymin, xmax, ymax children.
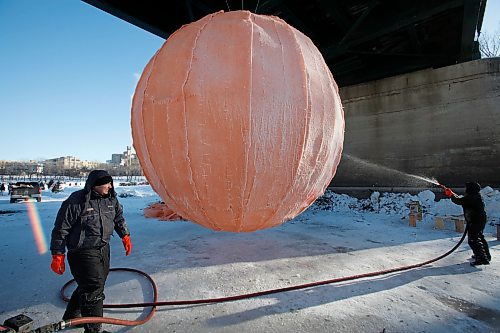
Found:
<box><xmin>0</xmin><ymin>0</ymin><xmax>499</xmax><ymax>162</ymax></box>
<box><xmin>0</xmin><ymin>0</ymin><xmax>164</xmax><ymax>162</ymax></box>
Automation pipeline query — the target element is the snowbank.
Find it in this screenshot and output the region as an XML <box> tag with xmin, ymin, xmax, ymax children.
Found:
<box><xmin>312</xmin><ymin>188</ymin><xmax>500</xmax><ymax>226</ymax></box>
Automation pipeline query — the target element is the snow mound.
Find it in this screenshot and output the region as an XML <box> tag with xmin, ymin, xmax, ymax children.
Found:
<box><xmin>312</xmin><ymin>190</ymin><xmax>415</xmax><ymax>216</ymax></box>
<box><xmin>116</xmin><ymin>186</ymin><xmax>157</xmax><ymax>198</ymax></box>
<box><xmin>312</xmin><ymin>188</ymin><xmax>500</xmax><ymax>221</ymax></box>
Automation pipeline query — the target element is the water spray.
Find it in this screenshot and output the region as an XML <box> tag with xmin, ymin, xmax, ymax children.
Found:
<box><xmin>344</xmin><ymin>154</ymin><xmax>452</xmax><ymax>192</ymax></box>
<box><xmin>344</xmin><ymin>154</ymin><xmax>442</xmax><ymax>186</ymax></box>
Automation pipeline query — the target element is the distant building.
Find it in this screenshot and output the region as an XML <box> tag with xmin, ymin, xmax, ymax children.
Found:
<box><xmin>109</xmin><ymin>146</ymin><xmax>139</xmax><ymax>167</ymax></box>
<box><xmin>0</xmin><ymin>160</ymin><xmax>44</xmax><ymax>175</ymax></box>
<box><xmin>28</xmin><ymin>163</ymin><xmax>44</xmax><ymax>174</ymax></box>
<box><xmin>82</xmin><ymin>160</ymin><xmax>101</xmax><ymax>169</ymax></box>
<box><xmin>44</xmin><ymin>156</ymin><xmax>80</xmax><ymax>169</ymax></box>
<box><xmin>110</xmin><ymin>154</ymin><xmax>123</xmax><ymax>165</ymax></box>
<box><xmin>108</xmin><ymin>146</ymin><xmax>142</xmax><ymax>176</ymax></box>
<box><xmin>43</xmin><ymin>156</ymin><xmax>100</xmax><ymax>170</ymax></box>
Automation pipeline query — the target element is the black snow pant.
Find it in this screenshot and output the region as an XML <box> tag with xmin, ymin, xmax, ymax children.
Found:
<box><xmin>467</xmin><ymin>220</ymin><xmax>490</xmax><ymax>262</ymax></box>
<box><xmin>64</xmin><ymin>244</ymin><xmax>110</xmax><ymax>333</ymax></box>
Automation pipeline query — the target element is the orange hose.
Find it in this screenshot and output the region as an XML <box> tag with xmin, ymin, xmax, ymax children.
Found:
<box><xmin>61</xmin><ymin>227</ymin><xmax>467</xmax><ymax>328</ymax></box>
<box><xmin>62</xmin><ymin>267</ymin><xmax>157</xmax><ymax>328</ymax></box>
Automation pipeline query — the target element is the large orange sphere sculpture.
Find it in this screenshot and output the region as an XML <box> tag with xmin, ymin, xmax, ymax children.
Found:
<box><xmin>132</xmin><ymin>10</ymin><xmax>344</xmax><ymax>232</ymax></box>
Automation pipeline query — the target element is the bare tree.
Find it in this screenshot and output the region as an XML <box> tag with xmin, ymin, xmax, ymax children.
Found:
<box><xmin>479</xmin><ymin>28</ymin><xmax>500</xmax><ymax>58</ymax></box>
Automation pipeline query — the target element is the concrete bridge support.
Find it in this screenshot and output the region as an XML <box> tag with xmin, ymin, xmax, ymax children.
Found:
<box><xmin>333</xmin><ymin>58</ymin><xmax>500</xmax><ymax>189</ymax></box>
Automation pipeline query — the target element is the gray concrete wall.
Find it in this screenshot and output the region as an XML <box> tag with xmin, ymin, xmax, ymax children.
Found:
<box><xmin>332</xmin><ymin>58</ymin><xmax>500</xmax><ymax>188</ymax></box>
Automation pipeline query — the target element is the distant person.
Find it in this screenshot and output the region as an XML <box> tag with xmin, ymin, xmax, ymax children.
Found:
<box><xmin>50</xmin><ymin>170</ymin><xmax>132</xmax><ymax>333</ymax></box>
<box><xmin>0</xmin><ymin>183</ymin><xmax>4</xmax><ymax>195</ymax></box>
<box><xmin>444</xmin><ymin>182</ymin><xmax>491</xmax><ymax>266</ymax></box>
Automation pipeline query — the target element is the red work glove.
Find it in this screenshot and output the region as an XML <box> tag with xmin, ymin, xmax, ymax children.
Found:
<box><xmin>122</xmin><ymin>235</ymin><xmax>132</xmax><ymax>256</ymax></box>
<box><xmin>444</xmin><ymin>188</ymin><xmax>455</xmax><ymax>197</ymax></box>
<box><xmin>51</xmin><ymin>254</ymin><xmax>65</xmax><ymax>275</ymax></box>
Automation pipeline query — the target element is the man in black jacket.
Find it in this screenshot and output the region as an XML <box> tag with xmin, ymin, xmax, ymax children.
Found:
<box><xmin>50</xmin><ymin>170</ymin><xmax>132</xmax><ymax>333</ymax></box>
<box><xmin>444</xmin><ymin>182</ymin><xmax>491</xmax><ymax>266</ymax></box>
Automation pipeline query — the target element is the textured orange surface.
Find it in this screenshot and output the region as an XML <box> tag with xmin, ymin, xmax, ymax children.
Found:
<box><xmin>132</xmin><ymin>10</ymin><xmax>344</xmax><ymax>232</ymax></box>
<box><xmin>144</xmin><ymin>203</ymin><xmax>183</xmax><ymax>221</ymax></box>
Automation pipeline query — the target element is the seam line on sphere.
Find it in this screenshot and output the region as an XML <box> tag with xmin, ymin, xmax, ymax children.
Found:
<box><xmin>180</xmin><ymin>12</ymin><xmax>221</xmax><ymax>230</ymax></box>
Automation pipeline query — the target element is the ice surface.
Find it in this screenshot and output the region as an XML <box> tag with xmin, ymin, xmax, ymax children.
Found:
<box><xmin>0</xmin><ymin>183</ymin><xmax>498</xmax><ymax>332</ymax></box>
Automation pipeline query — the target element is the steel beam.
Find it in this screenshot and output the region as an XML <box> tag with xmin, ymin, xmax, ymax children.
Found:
<box><xmin>321</xmin><ymin>0</ymin><xmax>464</xmax><ymax>60</ymax></box>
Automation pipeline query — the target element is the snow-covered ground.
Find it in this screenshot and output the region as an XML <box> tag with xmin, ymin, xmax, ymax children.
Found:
<box><xmin>0</xmin><ymin>184</ymin><xmax>498</xmax><ymax>332</ymax></box>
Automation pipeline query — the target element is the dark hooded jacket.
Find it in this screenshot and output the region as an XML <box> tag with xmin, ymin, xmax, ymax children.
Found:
<box><xmin>450</xmin><ymin>182</ymin><xmax>486</xmax><ymax>225</ymax></box>
<box><xmin>50</xmin><ymin>170</ymin><xmax>129</xmax><ymax>254</ymax></box>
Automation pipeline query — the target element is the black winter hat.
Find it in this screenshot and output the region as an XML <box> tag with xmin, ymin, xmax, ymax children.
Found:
<box><xmin>465</xmin><ymin>182</ymin><xmax>481</xmax><ymax>194</ymax></box>
<box><xmin>93</xmin><ymin>175</ymin><xmax>113</xmax><ymax>187</ymax></box>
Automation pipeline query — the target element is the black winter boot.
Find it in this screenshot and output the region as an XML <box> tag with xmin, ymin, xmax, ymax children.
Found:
<box><xmin>471</xmin><ymin>254</ymin><xmax>491</xmax><ymax>261</ymax></box>
<box><xmin>470</xmin><ymin>258</ymin><xmax>490</xmax><ymax>266</ymax></box>
<box><xmin>62</xmin><ymin>305</ymin><xmax>83</xmax><ymax>328</ymax></box>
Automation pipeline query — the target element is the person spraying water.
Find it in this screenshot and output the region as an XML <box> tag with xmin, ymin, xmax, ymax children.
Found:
<box><xmin>440</xmin><ymin>182</ymin><xmax>491</xmax><ymax>266</ymax></box>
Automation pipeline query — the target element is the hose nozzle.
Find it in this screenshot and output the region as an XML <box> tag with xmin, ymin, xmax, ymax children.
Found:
<box><xmin>437</xmin><ymin>183</ymin><xmax>456</xmax><ymax>197</ymax></box>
